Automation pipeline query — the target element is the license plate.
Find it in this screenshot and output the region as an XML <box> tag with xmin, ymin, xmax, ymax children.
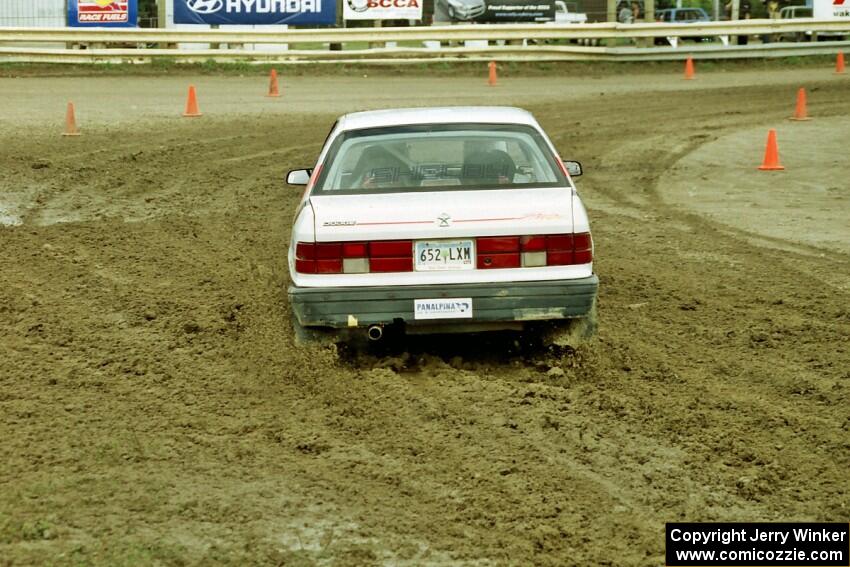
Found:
<box><xmin>414</xmin><ymin>240</ymin><xmax>475</xmax><ymax>271</ymax></box>
<box><xmin>414</xmin><ymin>298</ymin><xmax>473</xmax><ymax>320</ymax></box>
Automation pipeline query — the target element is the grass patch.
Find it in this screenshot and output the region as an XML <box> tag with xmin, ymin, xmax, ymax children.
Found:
<box><xmin>0</xmin><ymin>54</ymin><xmax>840</xmax><ymax>79</ymax></box>
<box><xmin>0</xmin><ymin>517</ymin><xmax>59</xmax><ymax>544</ymax></box>
<box><xmin>58</xmin><ymin>541</ymin><xmax>192</xmax><ymax>567</ymax></box>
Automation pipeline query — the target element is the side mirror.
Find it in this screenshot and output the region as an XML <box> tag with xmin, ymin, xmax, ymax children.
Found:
<box><xmin>563</xmin><ymin>160</ymin><xmax>582</xmax><ymax>177</ymax></box>
<box><xmin>286</xmin><ymin>169</ymin><xmax>312</xmax><ymax>186</ymax></box>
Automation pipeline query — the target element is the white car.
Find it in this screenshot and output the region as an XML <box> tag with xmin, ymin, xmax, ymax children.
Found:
<box><xmin>286</xmin><ymin>106</ymin><xmax>598</xmax><ymax>343</ymax></box>
<box><xmin>554</xmin><ymin>0</ymin><xmax>588</xmax><ymax>24</ymax></box>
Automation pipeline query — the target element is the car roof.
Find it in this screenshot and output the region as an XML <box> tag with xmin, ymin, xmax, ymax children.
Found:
<box><xmin>338</xmin><ymin>106</ymin><xmax>539</xmax><ymax>131</ymax></box>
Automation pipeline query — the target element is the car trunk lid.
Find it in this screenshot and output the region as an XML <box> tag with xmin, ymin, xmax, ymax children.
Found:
<box><xmin>309</xmin><ymin>187</ymin><xmax>573</xmax><ymax>241</ymax></box>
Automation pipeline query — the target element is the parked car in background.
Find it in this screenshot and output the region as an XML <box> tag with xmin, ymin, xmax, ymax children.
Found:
<box><xmin>779</xmin><ymin>6</ymin><xmax>812</xmax><ymax>42</ymax></box>
<box><xmin>554</xmin><ymin>1</ymin><xmax>588</xmax><ymax>23</ymax></box>
<box><xmin>779</xmin><ymin>5</ymin><xmax>848</xmax><ymax>41</ymax></box>
<box><xmin>779</xmin><ymin>5</ymin><xmax>811</xmax><ymax>18</ymax></box>
<box><xmin>655</xmin><ymin>7</ymin><xmax>710</xmax><ymax>23</ymax></box>
<box><xmin>654</xmin><ymin>7</ymin><xmax>711</xmax><ymax>43</ymax></box>
<box><xmin>286</xmin><ymin>107</ymin><xmax>598</xmax><ymax>345</ymax></box>
<box><xmin>546</xmin><ymin>0</ymin><xmax>590</xmax><ymax>42</ymax></box>
<box><xmin>436</xmin><ymin>0</ymin><xmax>485</xmax><ymax>21</ymax></box>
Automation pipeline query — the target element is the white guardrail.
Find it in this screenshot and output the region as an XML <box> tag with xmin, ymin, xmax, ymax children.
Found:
<box><xmin>0</xmin><ymin>19</ymin><xmax>849</xmax><ymax>63</ymax></box>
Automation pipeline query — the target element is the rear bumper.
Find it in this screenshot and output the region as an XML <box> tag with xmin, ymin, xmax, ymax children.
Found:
<box><xmin>289</xmin><ymin>276</ymin><xmax>598</xmax><ymax>328</ymax></box>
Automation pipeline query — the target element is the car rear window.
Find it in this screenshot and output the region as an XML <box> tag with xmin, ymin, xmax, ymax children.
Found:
<box><xmin>311</xmin><ymin>123</ymin><xmax>568</xmax><ymax>195</ymax></box>
<box><xmin>782</xmin><ymin>7</ymin><xmax>811</xmax><ymax>16</ymax></box>
<box><xmin>677</xmin><ymin>9</ymin><xmax>704</xmax><ymax>19</ymax></box>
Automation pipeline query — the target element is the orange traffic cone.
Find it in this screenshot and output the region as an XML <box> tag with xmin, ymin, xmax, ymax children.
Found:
<box><xmin>267</xmin><ymin>69</ymin><xmax>281</xmax><ymax>98</ymax></box>
<box><xmin>758</xmin><ymin>129</ymin><xmax>784</xmax><ymax>171</ymax></box>
<box><xmin>62</xmin><ymin>101</ymin><xmax>80</xmax><ymax>137</ymax></box>
<box><xmin>836</xmin><ymin>52</ymin><xmax>846</xmax><ymax>74</ymax></box>
<box><xmin>684</xmin><ymin>57</ymin><xmax>695</xmax><ymax>80</ymax></box>
<box><xmin>183</xmin><ymin>85</ymin><xmax>202</xmax><ymax>117</ymax></box>
<box><xmin>488</xmin><ymin>61</ymin><xmax>497</xmax><ymax>86</ymax></box>
<box><xmin>789</xmin><ymin>87</ymin><xmax>811</xmax><ymax>121</ymax></box>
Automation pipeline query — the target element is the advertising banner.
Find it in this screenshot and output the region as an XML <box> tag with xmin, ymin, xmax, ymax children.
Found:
<box><xmin>174</xmin><ymin>0</ymin><xmax>336</xmax><ymax>25</ymax></box>
<box><xmin>433</xmin><ymin>0</ymin><xmax>554</xmax><ymax>23</ymax></box>
<box><xmin>344</xmin><ymin>0</ymin><xmax>422</xmax><ymax>20</ymax></box>
<box><xmin>813</xmin><ymin>0</ymin><xmax>849</xmax><ymax>18</ymax></box>
<box><xmin>67</xmin><ymin>0</ymin><xmax>138</xmax><ymax>27</ymax></box>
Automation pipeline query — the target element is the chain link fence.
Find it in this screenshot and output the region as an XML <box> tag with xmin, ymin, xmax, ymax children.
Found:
<box><xmin>0</xmin><ymin>1</ymin><xmax>65</xmax><ymax>28</ymax></box>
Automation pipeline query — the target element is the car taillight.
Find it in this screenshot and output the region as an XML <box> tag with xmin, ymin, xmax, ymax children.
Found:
<box><xmin>295</xmin><ymin>241</ymin><xmax>344</xmax><ymax>274</ymax></box>
<box><xmin>477</xmin><ymin>236</ymin><xmax>520</xmax><ymax>269</ymax></box>
<box><xmin>295</xmin><ymin>242</ymin><xmax>317</xmax><ymax>274</ymax></box>
<box><xmin>477</xmin><ymin>253</ymin><xmax>520</xmax><ymax>269</ymax></box>
<box><xmin>573</xmin><ymin>233</ymin><xmax>593</xmax><ymax>264</ymax></box>
<box><xmin>371</xmin><ymin>257</ymin><xmax>413</xmax><ymax>272</ymax></box>
<box><xmin>477</xmin><ymin>237</ymin><xmax>519</xmax><ymax>253</ymax></box>
<box><xmin>294</xmin><ymin>233</ymin><xmax>592</xmax><ymax>274</ymax></box>
<box><xmin>519</xmin><ymin>235</ymin><xmax>547</xmax><ymax>267</ymax></box>
<box><xmin>546</xmin><ymin>232</ymin><xmax>593</xmax><ymax>266</ymax></box>
<box><xmin>369</xmin><ymin>240</ymin><xmax>412</xmax><ymax>272</ymax></box>
<box><xmin>342</xmin><ymin>242</ymin><xmax>367</xmax><ymax>257</ymax></box>
<box><xmin>520</xmin><ymin>235</ymin><xmax>546</xmax><ymax>251</ymax></box>
<box><xmin>315</xmin><ymin>243</ymin><xmax>341</xmax><ymax>258</ymax></box>
<box><xmin>546</xmin><ymin>234</ymin><xmax>574</xmax><ymax>266</ymax></box>
<box><xmin>477</xmin><ymin>233</ymin><xmax>593</xmax><ymax>269</ymax></box>
<box><xmin>294</xmin><ymin>239</ymin><xmax>414</xmax><ymax>274</ymax></box>
<box><xmin>370</xmin><ymin>240</ymin><xmax>412</xmax><ymax>257</ymax></box>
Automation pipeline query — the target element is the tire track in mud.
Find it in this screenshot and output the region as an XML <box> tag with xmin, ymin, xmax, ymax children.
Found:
<box><xmin>556</xmin><ymin>81</ymin><xmax>850</xmax><ymax>293</ymax></box>
<box><xmin>523</xmin><ymin>85</ymin><xmax>850</xmax><ymax>307</ymax></box>
<box><xmin>511</xmin><ymin>82</ymin><xmax>850</xmax><ymax>525</ymax></box>
<box><xmin>1</xmin><ymin>74</ymin><xmax>848</xmax><ymax>565</ymax></box>
<box><xmin>1</xmin><ymin>122</ymin><xmax>322</xmax><ymax>227</ymax></box>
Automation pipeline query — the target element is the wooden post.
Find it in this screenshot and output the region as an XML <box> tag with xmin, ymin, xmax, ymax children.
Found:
<box><xmin>731</xmin><ymin>0</ymin><xmax>740</xmax><ymax>20</ymax></box>
<box><xmin>329</xmin><ymin>0</ymin><xmax>343</xmax><ymax>51</ymax></box>
<box><xmin>606</xmin><ymin>0</ymin><xmax>617</xmax><ymax>47</ymax></box>
<box><xmin>369</xmin><ymin>19</ymin><xmax>384</xmax><ymax>49</ymax></box>
<box><xmin>211</xmin><ymin>24</ymin><xmax>220</xmax><ymax>51</ymax></box>
<box><xmin>158</xmin><ymin>0</ymin><xmax>167</xmax><ymax>28</ymax></box>
<box><xmin>66</xmin><ymin>1</ymin><xmax>73</xmax><ymax>51</ymax></box>
<box><xmin>644</xmin><ymin>0</ymin><xmax>655</xmax><ymax>46</ymax></box>
<box><xmin>157</xmin><ymin>0</ymin><xmax>168</xmax><ymax>49</ymax></box>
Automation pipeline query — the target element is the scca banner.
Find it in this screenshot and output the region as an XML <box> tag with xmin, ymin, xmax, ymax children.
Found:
<box><xmin>68</xmin><ymin>0</ymin><xmax>138</xmax><ymax>27</ymax></box>
<box><xmin>174</xmin><ymin>0</ymin><xmax>336</xmax><ymax>25</ymax></box>
<box><xmin>344</xmin><ymin>0</ymin><xmax>422</xmax><ymax>20</ymax></box>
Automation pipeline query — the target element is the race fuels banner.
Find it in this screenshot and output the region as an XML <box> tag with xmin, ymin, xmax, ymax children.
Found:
<box><xmin>67</xmin><ymin>0</ymin><xmax>138</xmax><ymax>27</ymax></box>
<box><xmin>344</xmin><ymin>0</ymin><xmax>422</xmax><ymax>20</ymax></box>
<box><xmin>174</xmin><ymin>0</ymin><xmax>336</xmax><ymax>25</ymax></box>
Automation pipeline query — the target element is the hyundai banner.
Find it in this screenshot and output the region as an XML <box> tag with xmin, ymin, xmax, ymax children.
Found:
<box><xmin>344</xmin><ymin>0</ymin><xmax>422</xmax><ymax>20</ymax></box>
<box><xmin>174</xmin><ymin>0</ymin><xmax>336</xmax><ymax>25</ymax></box>
<box><xmin>67</xmin><ymin>0</ymin><xmax>138</xmax><ymax>27</ymax></box>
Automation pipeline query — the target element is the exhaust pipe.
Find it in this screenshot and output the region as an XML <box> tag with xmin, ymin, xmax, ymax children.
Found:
<box><xmin>367</xmin><ymin>325</ymin><xmax>384</xmax><ymax>341</ymax></box>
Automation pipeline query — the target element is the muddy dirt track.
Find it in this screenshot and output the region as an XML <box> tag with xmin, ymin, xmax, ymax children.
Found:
<box><xmin>1</xmin><ymin>67</ymin><xmax>849</xmax><ymax>565</ymax></box>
